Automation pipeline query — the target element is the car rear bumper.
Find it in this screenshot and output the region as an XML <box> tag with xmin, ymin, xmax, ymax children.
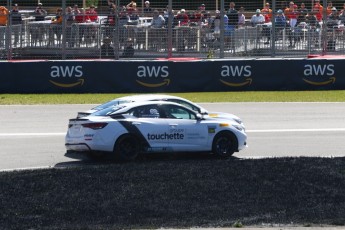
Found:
<box><xmin>65</xmin><ymin>143</ymin><xmax>91</xmax><ymax>152</ymax></box>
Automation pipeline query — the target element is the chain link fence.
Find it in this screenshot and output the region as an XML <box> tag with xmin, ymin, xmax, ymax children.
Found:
<box><xmin>0</xmin><ymin>0</ymin><xmax>344</xmax><ymax>60</ymax></box>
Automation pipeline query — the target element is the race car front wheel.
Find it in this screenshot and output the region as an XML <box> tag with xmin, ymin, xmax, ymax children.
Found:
<box><xmin>212</xmin><ymin>131</ymin><xmax>237</xmax><ymax>158</ymax></box>
<box><xmin>114</xmin><ymin>134</ymin><xmax>140</xmax><ymax>161</ymax></box>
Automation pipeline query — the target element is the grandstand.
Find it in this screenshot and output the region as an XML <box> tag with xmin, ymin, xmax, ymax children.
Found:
<box><xmin>0</xmin><ymin>0</ymin><xmax>344</xmax><ymax>60</ymax></box>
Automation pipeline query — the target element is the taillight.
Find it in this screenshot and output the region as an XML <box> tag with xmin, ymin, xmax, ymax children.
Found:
<box><xmin>82</xmin><ymin>123</ymin><xmax>108</xmax><ymax>130</ymax></box>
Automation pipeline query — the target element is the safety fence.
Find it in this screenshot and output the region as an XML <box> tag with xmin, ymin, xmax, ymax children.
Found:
<box><xmin>0</xmin><ymin>0</ymin><xmax>345</xmax><ymax>59</ymax></box>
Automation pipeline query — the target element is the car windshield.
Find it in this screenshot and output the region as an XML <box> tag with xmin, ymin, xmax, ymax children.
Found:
<box><xmin>91</xmin><ymin>99</ymin><xmax>132</xmax><ymax>111</ymax></box>
<box><xmin>92</xmin><ymin>105</ymin><xmax>127</xmax><ymax>116</ymax></box>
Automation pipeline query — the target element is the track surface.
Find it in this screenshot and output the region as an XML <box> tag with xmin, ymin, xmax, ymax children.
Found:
<box><xmin>0</xmin><ymin>103</ymin><xmax>344</xmax><ymax>171</ymax></box>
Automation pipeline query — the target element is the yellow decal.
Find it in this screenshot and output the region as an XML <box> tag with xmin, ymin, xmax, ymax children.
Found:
<box><xmin>302</xmin><ymin>77</ymin><xmax>336</xmax><ymax>86</ymax></box>
<box><xmin>208</xmin><ymin>113</ymin><xmax>218</xmax><ymax>117</ymax></box>
<box><xmin>49</xmin><ymin>79</ymin><xmax>84</xmax><ymax>88</ymax></box>
<box><xmin>136</xmin><ymin>79</ymin><xmax>170</xmax><ymax>88</ymax></box>
<box><xmin>220</xmin><ymin>78</ymin><xmax>252</xmax><ymax>87</ymax></box>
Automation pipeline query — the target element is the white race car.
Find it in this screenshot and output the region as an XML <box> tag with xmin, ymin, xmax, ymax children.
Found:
<box><xmin>76</xmin><ymin>94</ymin><xmax>244</xmax><ymax>128</ymax></box>
<box><xmin>66</xmin><ymin>101</ymin><xmax>247</xmax><ymax>160</ymax></box>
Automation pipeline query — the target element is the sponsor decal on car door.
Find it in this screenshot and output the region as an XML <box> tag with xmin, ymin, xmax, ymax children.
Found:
<box><xmin>167</xmin><ymin>119</ymin><xmax>208</xmax><ymax>151</ymax></box>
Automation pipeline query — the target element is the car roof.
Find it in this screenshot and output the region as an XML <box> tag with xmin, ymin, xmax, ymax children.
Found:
<box><xmin>116</xmin><ymin>100</ymin><xmax>192</xmax><ymax>111</ymax></box>
<box><xmin>115</xmin><ymin>94</ymin><xmax>184</xmax><ymax>102</ymax></box>
<box><xmin>92</xmin><ymin>100</ymin><xmax>196</xmax><ymax>117</ymax></box>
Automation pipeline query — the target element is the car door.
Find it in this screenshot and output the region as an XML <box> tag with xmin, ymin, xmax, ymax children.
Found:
<box><xmin>159</xmin><ymin>104</ymin><xmax>209</xmax><ymax>151</ymax></box>
<box><xmin>128</xmin><ymin>104</ymin><xmax>171</xmax><ymax>152</ymax></box>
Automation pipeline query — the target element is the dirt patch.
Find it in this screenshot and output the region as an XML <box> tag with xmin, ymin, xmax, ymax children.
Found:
<box><xmin>1</xmin><ymin>156</ymin><xmax>344</xmax><ymax>229</ymax></box>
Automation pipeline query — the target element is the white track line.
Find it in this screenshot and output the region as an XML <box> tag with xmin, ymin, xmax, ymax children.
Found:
<box><xmin>247</xmin><ymin>128</ymin><xmax>345</xmax><ymax>133</ymax></box>
<box><xmin>1</xmin><ymin>128</ymin><xmax>345</xmax><ymax>137</ymax></box>
<box><xmin>0</xmin><ymin>133</ymin><xmax>65</xmax><ymax>136</ymax></box>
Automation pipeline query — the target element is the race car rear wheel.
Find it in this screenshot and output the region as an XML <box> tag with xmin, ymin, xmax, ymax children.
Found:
<box><xmin>212</xmin><ymin>131</ymin><xmax>237</xmax><ymax>158</ymax></box>
<box><xmin>114</xmin><ymin>134</ymin><xmax>140</xmax><ymax>161</ymax></box>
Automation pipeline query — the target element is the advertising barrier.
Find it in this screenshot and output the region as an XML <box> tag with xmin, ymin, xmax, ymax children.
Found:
<box><xmin>0</xmin><ymin>58</ymin><xmax>344</xmax><ymax>93</ymax></box>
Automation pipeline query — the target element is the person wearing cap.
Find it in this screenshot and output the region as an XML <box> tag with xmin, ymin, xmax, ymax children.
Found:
<box><xmin>264</xmin><ymin>9</ymin><xmax>286</xmax><ymax>44</ymax></box>
<box><xmin>211</xmin><ymin>10</ymin><xmax>228</xmax><ymax>33</ymax></box>
<box><xmin>326</xmin><ymin>7</ymin><xmax>339</xmax><ymax>28</ymax></box>
<box><xmin>176</xmin><ymin>9</ymin><xmax>189</xmax><ymax>26</ymax></box>
<box><xmin>250</xmin><ymin>9</ymin><xmax>265</xmax><ymax>27</ymax></box>
<box><xmin>199</xmin><ymin>4</ymin><xmax>206</xmax><ymax>14</ymax></box>
<box><xmin>312</xmin><ymin>0</ymin><xmax>323</xmax><ymax>22</ymax></box>
<box><xmin>261</xmin><ymin>2</ymin><xmax>272</xmax><ymax>23</ymax></box>
<box><xmin>34</xmin><ymin>3</ymin><xmax>47</xmax><ymax>21</ymax></box>
<box><xmin>11</xmin><ymin>4</ymin><xmax>22</xmax><ymax>47</ymax></box>
<box><xmin>143</xmin><ymin>1</ymin><xmax>153</xmax><ymax>15</ymax></box>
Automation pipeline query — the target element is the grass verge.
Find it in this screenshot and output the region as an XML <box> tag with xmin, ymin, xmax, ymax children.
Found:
<box><xmin>1</xmin><ymin>90</ymin><xmax>345</xmax><ymax>104</ymax></box>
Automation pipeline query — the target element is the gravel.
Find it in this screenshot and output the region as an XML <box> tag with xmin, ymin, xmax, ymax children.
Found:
<box><xmin>0</xmin><ymin>155</ymin><xmax>344</xmax><ymax>229</ymax></box>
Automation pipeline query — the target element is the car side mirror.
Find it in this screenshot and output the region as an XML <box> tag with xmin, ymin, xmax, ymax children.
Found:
<box><xmin>196</xmin><ymin>113</ymin><xmax>203</xmax><ymax>120</ymax></box>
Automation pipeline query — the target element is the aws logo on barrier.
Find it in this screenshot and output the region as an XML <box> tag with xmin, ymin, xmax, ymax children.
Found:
<box><xmin>49</xmin><ymin>66</ymin><xmax>84</xmax><ymax>88</ymax></box>
<box><xmin>136</xmin><ymin>66</ymin><xmax>170</xmax><ymax>87</ymax></box>
<box><xmin>220</xmin><ymin>65</ymin><xmax>252</xmax><ymax>87</ymax></box>
<box><xmin>303</xmin><ymin>64</ymin><xmax>336</xmax><ymax>86</ymax></box>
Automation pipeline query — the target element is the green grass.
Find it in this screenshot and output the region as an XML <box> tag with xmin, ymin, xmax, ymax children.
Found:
<box><xmin>1</xmin><ymin>91</ymin><xmax>345</xmax><ymax>104</ymax></box>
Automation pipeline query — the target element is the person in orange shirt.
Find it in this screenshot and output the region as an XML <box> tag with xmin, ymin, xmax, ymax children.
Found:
<box><xmin>284</xmin><ymin>2</ymin><xmax>298</xmax><ymax>27</ymax></box>
<box><xmin>313</xmin><ymin>0</ymin><xmax>323</xmax><ymax>22</ymax></box>
<box><xmin>326</xmin><ymin>1</ymin><xmax>333</xmax><ymax>16</ymax></box>
<box><xmin>261</xmin><ymin>2</ymin><xmax>272</xmax><ymax>23</ymax></box>
<box><xmin>0</xmin><ymin>6</ymin><xmax>9</xmax><ymax>25</ymax></box>
<box><xmin>51</xmin><ymin>8</ymin><xmax>63</xmax><ymax>45</ymax></box>
<box><xmin>0</xmin><ymin>6</ymin><xmax>9</xmax><ymax>47</ymax></box>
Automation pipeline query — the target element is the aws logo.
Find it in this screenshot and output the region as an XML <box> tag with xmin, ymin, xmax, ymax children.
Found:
<box><xmin>136</xmin><ymin>66</ymin><xmax>170</xmax><ymax>88</ymax></box>
<box><xmin>220</xmin><ymin>65</ymin><xmax>252</xmax><ymax>87</ymax></box>
<box><xmin>49</xmin><ymin>66</ymin><xmax>84</xmax><ymax>88</ymax></box>
<box><xmin>303</xmin><ymin>64</ymin><xmax>336</xmax><ymax>86</ymax></box>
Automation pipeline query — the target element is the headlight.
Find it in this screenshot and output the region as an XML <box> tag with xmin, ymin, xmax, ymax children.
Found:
<box><xmin>233</xmin><ymin>118</ymin><xmax>243</xmax><ymax>125</ymax></box>
<box><xmin>233</xmin><ymin>124</ymin><xmax>243</xmax><ymax>131</ymax></box>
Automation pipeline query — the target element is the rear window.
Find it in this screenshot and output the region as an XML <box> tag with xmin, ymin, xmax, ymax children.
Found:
<box><xmin>92</xmin><ymin>105</ymin><xmax>127</xmax><ymax>116</ymax></box>
<box><xmin>91</xmin><ymin>99</ymin><xmax>132</xmax><ymax>111</ymax></box>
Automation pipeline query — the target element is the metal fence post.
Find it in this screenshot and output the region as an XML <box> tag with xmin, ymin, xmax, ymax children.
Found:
<box><xmin>62</xmin><ymin>0</ymin><xmax>66</xmax><ymax>59</ymax></box>
<box><xmin>220</xmin><ymin>0</ymin><xmax>224</xmax><ymax>58</ymax></box>
<box><xmin>271</xmin><ymin>0</ymin><xmax>276</xmax><ymax>57</ymax></box>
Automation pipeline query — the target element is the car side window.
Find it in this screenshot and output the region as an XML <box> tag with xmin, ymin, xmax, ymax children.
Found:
<box><xmin>129</xmin><ymin>105</ymin><xmax>161</xmax><ymax>118</ymax></box>
<box><xmin>161</xmin><ymin>105</ymin><xmax>196</xmax><ymax>120</ymax></box>
<box><xmin>167</xmin><ymin>99</ymin><xmax>200</xmax><ymax>113</ymax></box>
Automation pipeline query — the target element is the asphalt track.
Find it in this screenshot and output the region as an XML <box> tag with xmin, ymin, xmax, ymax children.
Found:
<box><xmin>0</xmin><ymin>102</ymin><xmax>344</xmax><ymax>171</ymax></box>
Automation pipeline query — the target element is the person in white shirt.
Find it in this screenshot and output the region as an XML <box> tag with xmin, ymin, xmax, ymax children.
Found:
<box><xmin>150</xmin><ymin>10</ymin><xmax>166</xmax><ymax>50</ymax></box>
<box><xmin>151</xmin><ymin>10</ymin><xmax>165</xmax><ymax>28</ymax></box>
<box><xmin>238</xmin><ymin>7</ymin><xmax>246</xmax><ymax>27</ymax></box>
<box><xmin>251</xmin><ymin>9</ymin><xmax>265</xmax><ymax>26</ymax></box>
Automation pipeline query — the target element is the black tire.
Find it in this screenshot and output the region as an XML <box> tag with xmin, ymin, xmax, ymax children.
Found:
<box><xmin>212</xmin><ymin>131</ymin><xmax>237</xmax><ymax>158</ymax></box>
<box><xmin>114</xmin><ymin>134</ymin><xmax>140</xmax><ymax>161</ymax></box>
